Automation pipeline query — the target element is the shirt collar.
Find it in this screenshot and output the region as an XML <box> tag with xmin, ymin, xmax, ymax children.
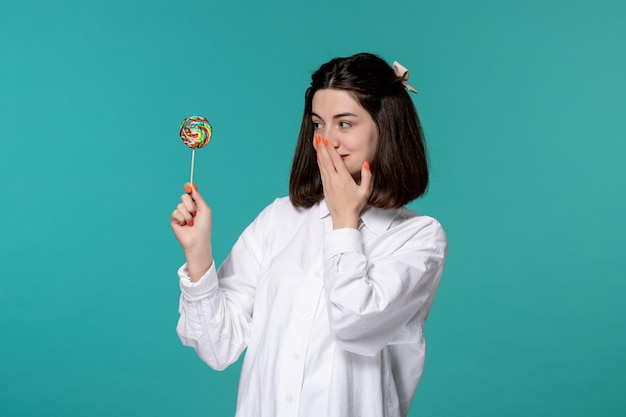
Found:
<box><xmin>318</xmin><ymin>200</ymin><xmax>400</xmax><ymax>236</ymax></box>
<box><xmin>319</xmin><ymin>199</ymin><xmax>331</xmax><ymax>219</ymax></box>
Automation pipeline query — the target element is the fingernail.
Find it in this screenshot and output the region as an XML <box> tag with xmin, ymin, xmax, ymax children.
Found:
<box><xmin>184</xmin><ymin>184</ymin><xmax>192</xmax><ymax>193</ymax></box>
<box><xmin>364</xmin><ymin>160</ymin><xmax>370</xmax><ymax>170</ymax></box>
<box><xmin>323</xmin><ymin>138</ymin><xmax>329</xmax><ymax>146</ymax></box>
<box><xmin>315</xmin><ymin>135</ymin><xmax>321</xmax><ymax>144</ymax></box>
<box><xmin>188</xmin><ymin>219</ymin><xmax>194</xmax><ymax>227</ymax></box>
<box><xmin>191</xmin><ymin>211</ymin><xmax>197</xmax><ymax>217</ymax></box>
<box><xmin>192</xmin><ymin>183</ymin><xmax>198</xmax><ymax>191</ymax></box>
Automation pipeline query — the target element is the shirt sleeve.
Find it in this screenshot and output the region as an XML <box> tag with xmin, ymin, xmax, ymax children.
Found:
<box><xmin>322</xmin><ymin>217</ymin><xmax>448</xmax><ymax>356</ymax></box>
<box><xmin>176</xmin><ymin>202</ymin><xmax>274</xmax><ymax>370</ymax></box>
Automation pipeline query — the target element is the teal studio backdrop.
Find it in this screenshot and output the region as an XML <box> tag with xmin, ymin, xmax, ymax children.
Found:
<box><xmin>1</xmin><ymin>0</ymin><xmax>625</xmax><ymax>416</ymax></box>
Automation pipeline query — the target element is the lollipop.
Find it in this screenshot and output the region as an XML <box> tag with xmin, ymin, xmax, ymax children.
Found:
<box><xmin>179</xmin><ymin>115</ymin><xmax>212</xmax><ymax>185</ymax></box>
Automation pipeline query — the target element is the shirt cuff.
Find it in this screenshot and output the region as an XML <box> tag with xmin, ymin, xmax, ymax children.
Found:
<box><xmin>323</xmin><ymin>228</ymin><xmax>363</xmax><ymax>261</ymax></box>
<box><xmin>178</xmin><ymin>261</ymin><xmax>219</xmax><ymax>300</ymax></box>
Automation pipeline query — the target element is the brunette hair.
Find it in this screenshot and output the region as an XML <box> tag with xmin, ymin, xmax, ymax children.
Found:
<box><xmin>289</xmin><ymin>52</ymin><xmax>429</xmax><ymax>209</ymax></box>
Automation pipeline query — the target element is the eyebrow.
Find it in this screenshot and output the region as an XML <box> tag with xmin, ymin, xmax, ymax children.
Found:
<box><xmin>311</xmin><ymin>112</ymin><xmax>359</xmax><ymax>120</ymax></box>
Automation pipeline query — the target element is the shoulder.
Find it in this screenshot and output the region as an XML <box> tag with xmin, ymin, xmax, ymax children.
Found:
<box><xmin>396</xmin><ymin>208</ymin><xmax>443</xmax><ymax>229</ymax></box>
<box><xmin>253</xmin><ymin>196</ymin><xmax>315</xmax><ymax>227</ymax></box>
<box><xmin>242</xmin><ymin>197</ymin><xmax>317</xmax><ymax>251</ymax></box>
<box><xmin>389</xmin><ymin>208</ymin><xmax>448</xmax><ymax>254</ymax></box>
<box><xmin>264</xmin><ymin>196</ymin><xmax>310</xmax><ymax>215</ymax></box>
<box><xmin>269</xmin><ymin>196</ymin><xmax>299</xmax><ymax>211</ymax></box>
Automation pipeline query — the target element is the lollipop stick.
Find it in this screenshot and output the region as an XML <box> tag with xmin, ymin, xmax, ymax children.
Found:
<box><xmin>189</xmin><ymin>148</ymin><xmax>196</xmax><ymax>185</ymax></box>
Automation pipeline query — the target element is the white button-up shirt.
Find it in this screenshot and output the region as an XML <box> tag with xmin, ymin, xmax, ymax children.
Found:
<box><xmin>177</xmin><ymin>197</ymin><xmax>447</xmax><ymax>417</ymax></box>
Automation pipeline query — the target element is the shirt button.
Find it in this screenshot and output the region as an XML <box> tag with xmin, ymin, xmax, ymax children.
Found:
<box><xmin>302</xmin><ymin>311</ymin><xmax>310</xmax><ymax>318</ymax></box>
<box><xmin>286</xmin><ymin>395</ymin><xmax>294</xmax><ymax>403</ymax></box>
<box><xmin>314</xmin><ymin>270</ymin><xmax>321</xmax><ymax>278</ymax></box>
<box><xmin>293</xmin><ymin>354</ymin><xmax>300</xmax><ymax>361</ymax></box>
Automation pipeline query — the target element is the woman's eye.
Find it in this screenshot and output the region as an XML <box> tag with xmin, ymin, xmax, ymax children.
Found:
<box><xmin>312</xmin><ymin>122</ymin><xmax>322</xmax><ymax>130</ymax></box>
<box><xmin>339</xmin><ymin>121</ymin><xmax>352</xmax><ymax>129</ymax></box>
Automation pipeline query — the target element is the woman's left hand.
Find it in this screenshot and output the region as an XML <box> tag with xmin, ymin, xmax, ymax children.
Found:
<box><xmin>315</xmin><ymin>136</ymin><xmax>372</xmax><ymax>229</ymax></box>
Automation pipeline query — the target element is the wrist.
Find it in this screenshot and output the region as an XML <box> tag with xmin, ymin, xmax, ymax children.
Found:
<box><xmin>332</xmin><ymin>215</ymin><xmax>359</xmax><ymax>230</ymax></box>
<box><xmin>184</xmin><ymin>246</ymin><xmax>213</xmax><ymax>282</ymax></box>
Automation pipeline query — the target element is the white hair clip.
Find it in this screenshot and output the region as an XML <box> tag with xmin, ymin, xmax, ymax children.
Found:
<box><xmin>392</xmin><ymin>61</ymin><xmax>418</xmax><ymax>94</ymax></box>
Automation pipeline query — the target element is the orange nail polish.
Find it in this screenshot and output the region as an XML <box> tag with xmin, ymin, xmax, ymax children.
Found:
<box><xmin>188</xmin><ymin>219</ymin><xmax>194</xmax><ymax>227</ymax></box>
<box><xmin>323</xmin><ymin>138</ymin><xmax>329</xmax><ymax>146</ymax></box>
<box><xmin>184</xmin><ymin>184</ymin><xmax>192</xmax><ymax>193</ymax></box>
<box><xmin>192</xmin><ymin>183</ymin><xmax>198</xmax><ymax>191</ymax></box>
<box><xmin>315</xmin><ymin>135</ymin><xmax>321</xmax><ymax>144</ymax></box>
<box><xmin>191</xmin><ymin>211</ymin><xmax>197</xmax><ymax>217</ymax></box>
<box><xmin>364</xmin><ymin>160</ymin><xmax>370</xmax><ymax>170</ymax></box>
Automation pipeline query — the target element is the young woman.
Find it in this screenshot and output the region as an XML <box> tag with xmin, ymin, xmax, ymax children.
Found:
<box><xmin>171</xmin><ymin>53</ymin><xmax>448</xmax><ymax>417</ymax></box>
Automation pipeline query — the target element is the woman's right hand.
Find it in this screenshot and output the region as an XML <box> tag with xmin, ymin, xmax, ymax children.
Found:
<box><xmin>170</xmin><ymin>183</ymin><xmax>214</xmax><ymax>281</ymax></box>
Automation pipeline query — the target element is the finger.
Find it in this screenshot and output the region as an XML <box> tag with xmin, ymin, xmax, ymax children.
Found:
<box><xmin>317</xmin><ymin>137</ymin><xmax>341</xmax><ymax>176</ymax></box>
<box><xmin>184</xmin><ymin>182</ymin><xmax>196</xmax><ymax>194</ymax></box>
<box><xmin>324</xmin><ymin>139</ymin><xmax>352</xmax><ymax>178</ymax></box>
<box><xmin>360</xmin><ymin>160</ymin><xmax>373</xmax><ymax>192</ymax></box>
<box><xmin>175</xmin><ymin>202</ymin><xmax>195</xmax><ymax>225</ymax></box>
<box><xmin>184</xmin><ymin>183</ymin><xmax>211</xmax><ymax>213</ymax></box>
<box><xmin>171</xmin><ymin>208</ymin><xmax>190</xmax><ymax>226</ymax></box>
<box><xmin>315</xmin><ymin>136</ymin><xmax>333</xmax><ymax>179</ymax></box>
<box><xmin>180</xmin><ymin>193</ymin><xmax>197</xmax><ymax>215</ymax></box>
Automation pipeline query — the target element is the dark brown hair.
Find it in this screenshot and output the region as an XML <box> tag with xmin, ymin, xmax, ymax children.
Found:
<box><xmin>289</xmin><ymin>52</ymin><xmax>429</xmax><ymax>209</ymax></box>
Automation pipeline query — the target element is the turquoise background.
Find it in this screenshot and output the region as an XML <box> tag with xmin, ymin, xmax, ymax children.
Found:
<box><xmin>1</xmin><ymin>0</ymin><xmax>625</xmax><ymax>416</ymax></box>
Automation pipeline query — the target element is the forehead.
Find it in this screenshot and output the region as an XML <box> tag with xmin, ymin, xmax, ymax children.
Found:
<box><xmin>311</xmin><ymin>89</ymin><xmax>365</xmax><ymax>114</ymax></box>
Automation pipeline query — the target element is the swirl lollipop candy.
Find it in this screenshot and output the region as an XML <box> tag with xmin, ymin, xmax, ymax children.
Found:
<box><xmin>179</xmin><ymin>115</ymin><xmax>212</xmax><ymax>185</ymax></box>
